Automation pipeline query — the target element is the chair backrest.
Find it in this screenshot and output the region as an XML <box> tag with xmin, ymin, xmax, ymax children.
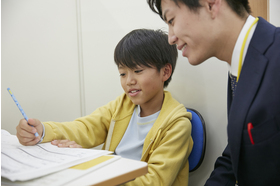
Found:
<box><xmin>186</xmin><ymin>107</ymin><xmax>206</xmax><ymax>172</ymax></box>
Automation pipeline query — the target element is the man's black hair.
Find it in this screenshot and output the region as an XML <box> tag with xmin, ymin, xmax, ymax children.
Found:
<box><xmin>147</xmin><ymin>0</ymin><xmax>251</xmax><ymax>19</ymax></box>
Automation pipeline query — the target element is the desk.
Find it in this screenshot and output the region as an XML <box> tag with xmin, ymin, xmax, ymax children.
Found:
<box><xmin>1</xmin><ymin>157</ymin><xmax>148</xmax><ymax>186</ymax></box>
<box><xmin>67</xmin><ymin>157</ymin><xmax>148</xmax><ymax>186</ymax></box>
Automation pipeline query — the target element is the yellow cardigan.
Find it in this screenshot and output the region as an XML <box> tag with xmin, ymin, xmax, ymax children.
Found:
<box><xmin>42</xmin><ymin>91</ymin><xmax>193</xmax><ymax>186</ymax></box>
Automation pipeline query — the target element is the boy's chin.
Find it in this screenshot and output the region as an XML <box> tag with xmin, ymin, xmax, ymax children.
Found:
<box><xmin>129</xmin><ymin>98</ymin><xmax>141</xmax><ymax>106</ymax></box>
<box><xmin>131</xmin><ymin>100</ymin><xmax>140</xmax><ymax>105</ymax></box>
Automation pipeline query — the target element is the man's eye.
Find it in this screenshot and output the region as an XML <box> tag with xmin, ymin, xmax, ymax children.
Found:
<box><xmin>168</xmin><ymin>18</ymin><xmax>174</xmax><ymax>25</ymax></box>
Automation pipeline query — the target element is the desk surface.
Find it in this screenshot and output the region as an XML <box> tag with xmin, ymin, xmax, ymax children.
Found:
<box><xmin>67</xmin><ymin>157</ymin><xmax>148</xmax><ymax>186</ymax></box>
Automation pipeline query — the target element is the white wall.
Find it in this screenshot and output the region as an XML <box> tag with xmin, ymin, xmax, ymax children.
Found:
<box><xmin>269</xmin><ymin>0</ymin><xmax>280</xmax><ymax>27</ymax></box>
<box><xmin>1</xmin><ymin>0</ymin><xmax>82</xmax><ymax>135</ymax></box>
<box><xmin>1</xmin><ymin>0</ymin><xmax>279</xmax><ymax>185</ymax></box>
<box><xmin>80</xmin><ymin>0</ymin><xmax>169</xmax><ymax>114</ymax></box>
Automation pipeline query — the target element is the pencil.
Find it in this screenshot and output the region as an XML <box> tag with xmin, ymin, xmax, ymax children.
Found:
<box><xmin>7</xmin><ymin>88</ymin><xmax>39</xmax><ymax>137</ymax></box>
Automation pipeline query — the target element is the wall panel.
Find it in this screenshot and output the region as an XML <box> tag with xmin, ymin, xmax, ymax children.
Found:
<box><xmin>1</xmin><ymin>0</ymin><xmax>81</xmax><ymax>134</ymax></box>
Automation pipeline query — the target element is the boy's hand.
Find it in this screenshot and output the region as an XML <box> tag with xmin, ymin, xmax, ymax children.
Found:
<box><xmin>16</xmin><ymin>118</ymin><xmax>43</xmax><ymax>146</ymax></box>
<box><xmin>51</xmin><ymin>139</ymin><xmax>82</xmax><ymax>148</ymax></box>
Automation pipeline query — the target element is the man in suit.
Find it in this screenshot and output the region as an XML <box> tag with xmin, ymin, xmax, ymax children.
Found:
<box><xmin>147</xmin><ymin>0</ymin><xmax>280</xmax><ymax>185</ymax></box>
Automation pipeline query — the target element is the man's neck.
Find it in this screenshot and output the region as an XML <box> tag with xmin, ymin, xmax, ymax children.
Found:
<box><xmin>215</xmin><ymin>11</ymin><xmax>249</xmax><ymax>65</ymax></box>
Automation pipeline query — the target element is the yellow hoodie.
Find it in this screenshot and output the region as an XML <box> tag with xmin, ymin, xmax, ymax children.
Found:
<box><xmin>42</xmin><ymin>91</ymin><xmax>193</xmax><ymax>186</ymax></box>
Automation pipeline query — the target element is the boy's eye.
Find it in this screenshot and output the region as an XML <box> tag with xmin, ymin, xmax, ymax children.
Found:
<box><xmin>135</xmin><ymin>70</ymin><xmax>143</xmax><ymax>73</ymax></box>
<box><xmin>120</xmin><ymin>73</ymin><xmax>125</xmax><ymax>77</ymax></box>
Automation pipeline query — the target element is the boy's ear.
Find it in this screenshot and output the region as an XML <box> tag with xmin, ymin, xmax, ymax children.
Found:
<box><xmin>162</xmin><ymin>63</ymin><xmax>172</xmax><ymax>82</ymax></box>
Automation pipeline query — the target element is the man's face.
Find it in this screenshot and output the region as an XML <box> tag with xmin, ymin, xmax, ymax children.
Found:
<box><xmin>161</xmin><ymin>0</ymin><xmax>216</xmax><ymax>65</ymax></box>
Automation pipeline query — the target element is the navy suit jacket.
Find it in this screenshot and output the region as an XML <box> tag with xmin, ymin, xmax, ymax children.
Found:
<box><xmin>205</xmin><ymin>17</ymin><xmax>280</xmax><ymax>186</ymax></box>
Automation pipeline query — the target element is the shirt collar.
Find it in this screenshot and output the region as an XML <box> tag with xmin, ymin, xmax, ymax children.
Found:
<box><xmin>228</xmin><ymin>15</ymin><xmax>258</xmax><ymax>76</ymax></box>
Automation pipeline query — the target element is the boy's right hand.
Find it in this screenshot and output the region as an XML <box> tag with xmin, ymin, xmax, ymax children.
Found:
<box><xmin>16</xmin><ymin>118</ymin><xmax>43</xmax><ymax>146</ymax></box>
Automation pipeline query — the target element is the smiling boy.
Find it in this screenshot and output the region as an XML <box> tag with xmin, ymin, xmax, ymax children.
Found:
<box><xmin>16</xmin><ymin>29</ymin><xmax>193</xmax><ymax>185</ymax></box>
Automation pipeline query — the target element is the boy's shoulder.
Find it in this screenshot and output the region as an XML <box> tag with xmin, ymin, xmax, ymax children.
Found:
<box><xmin>163</xmin><ymin>91</ymin><xmax>181</xmax><ymax>107</ymax></box>
<box><xmin>162</xmin><ymin>91</ymin><xmax>189</xmax><ymax>115</ymax></box>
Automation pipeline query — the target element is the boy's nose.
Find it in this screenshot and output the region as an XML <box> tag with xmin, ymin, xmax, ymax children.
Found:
<box><xmin>126</xmin><ymin>75</ymin><xmax>136</xmax><ymax>85</ymax></box>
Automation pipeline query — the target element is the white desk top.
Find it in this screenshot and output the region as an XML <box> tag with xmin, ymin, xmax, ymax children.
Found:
<box><xmin>67</xmin><ymin>157</ymin><xmax>148</xmax><ymax>186</ymax></box>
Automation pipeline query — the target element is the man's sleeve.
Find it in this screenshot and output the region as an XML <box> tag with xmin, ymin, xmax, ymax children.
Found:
<box><xmin>205</xmin><ymin>145</ymin><xmax>236</xmax><ymax>186</ymax></box>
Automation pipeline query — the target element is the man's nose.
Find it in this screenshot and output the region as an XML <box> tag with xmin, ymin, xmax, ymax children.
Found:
<box><xmin>168</xmin><ymin>30</ymin><xmax>178</xmax><ymax>45</ymax></box>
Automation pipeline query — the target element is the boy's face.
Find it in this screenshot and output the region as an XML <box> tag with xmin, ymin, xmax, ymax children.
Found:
<box><xmin>118</xmin><ymin>65</ymin><xmax>166</xmax><ymax>111</ymax></box>
<box><xmin>161</xmin><ymin>0</ymin><xmax>216</xmax><ymax>65</ymax></box>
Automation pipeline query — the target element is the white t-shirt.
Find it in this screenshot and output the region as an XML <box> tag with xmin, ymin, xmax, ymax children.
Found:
<box><xmin>115</xmin><ymin>105</ymin><xmax>160</xmax><ymax>160</ymax></box>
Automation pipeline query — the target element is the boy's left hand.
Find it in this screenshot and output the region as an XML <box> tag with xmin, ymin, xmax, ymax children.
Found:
<box><xmin>51</xmin><ymin>139</ymin><xmax>82</xmax><ymax>148</ymax></box>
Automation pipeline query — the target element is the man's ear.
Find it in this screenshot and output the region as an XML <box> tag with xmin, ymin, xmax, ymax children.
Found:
<box><xmin>205</xmin><ymin>0</ymin><xmax>221</xmax><ymax>19</ymax></box>
<box><xmin>162</xmin><ymin>63</ymin><xmax>172</xmax><ymax>82</ymax></box>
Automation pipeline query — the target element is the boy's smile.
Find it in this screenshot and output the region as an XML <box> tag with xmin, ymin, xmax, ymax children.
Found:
<box><xmin>128</xmin><ymin>89</ymin><xmax>141</xmax><ymax>97</ymax></box>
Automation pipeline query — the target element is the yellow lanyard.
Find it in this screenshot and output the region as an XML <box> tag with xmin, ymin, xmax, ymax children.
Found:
<box><xmin>237</xmin><ymin>17</ymin><xmax>259</xmax><ymax>82</ymax></box>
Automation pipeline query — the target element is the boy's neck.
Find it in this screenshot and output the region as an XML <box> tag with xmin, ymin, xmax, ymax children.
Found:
<box><xmin>139</xmin><ymin>93</ymin><xmax>164</xmax><ymax>117</ymax></box>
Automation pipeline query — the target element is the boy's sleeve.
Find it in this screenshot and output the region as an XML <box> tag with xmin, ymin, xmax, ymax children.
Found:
<box><xmin>41</xmin><ymin>99</ymin><xmax>117</xmax><ymax>148</ymax></box>
<box><xmin>37</xmin><ymin>123</ymin><xmax>45</xmax><ymax>144</ymax></box>
<box><xmin>123</xmin><ymin>117</ymin><xmax>193</xmax><ymax>186</ymax></box>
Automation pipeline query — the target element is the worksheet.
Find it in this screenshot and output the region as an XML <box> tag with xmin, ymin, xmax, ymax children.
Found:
<box><xmin>1</xmin><ymin>155</ymin><xmax>121</xmax><ymax>186</ymax></box>
<box><xmin>1</xmin><ymin>130</ymin><xmax>112</xmax><ymax>181</ymax></box>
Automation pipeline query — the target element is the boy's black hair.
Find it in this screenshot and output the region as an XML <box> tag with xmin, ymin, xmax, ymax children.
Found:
<box><xmin>114</xmin><ymin>29</ymin><xmax>178</xmax><ymax>88</ymax></box>
<box><xmin>147</xmin><ymin>0</ymin><xmax>251</xmax><ymax>19</ymax></box>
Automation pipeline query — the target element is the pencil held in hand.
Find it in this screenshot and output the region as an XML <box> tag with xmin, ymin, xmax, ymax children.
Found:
<box><xmin>7</xmin><ymin>88</ymin><xmax>39</xmax><ymax>137</ymax></box>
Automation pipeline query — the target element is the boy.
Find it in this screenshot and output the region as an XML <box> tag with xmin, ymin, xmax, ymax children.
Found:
<box><xmin>16</xmin><ymin>29</ymin><xmax>193</xmax><ymax>185</ymax></box>
<box><xmin>147</xmin><ymin>0</ymin><xmax>280</xmax><ymax>185</ymax></box>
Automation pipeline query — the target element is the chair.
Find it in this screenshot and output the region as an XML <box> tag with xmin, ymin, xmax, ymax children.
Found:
<box><xmin>186</xmin><ymin>107</ymin><xmax>206</xmax><ymax>172</ymax></box>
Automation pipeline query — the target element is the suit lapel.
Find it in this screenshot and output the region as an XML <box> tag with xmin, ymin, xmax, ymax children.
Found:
<box><xmin>227</xmin><ymin>17</ymin><xmax>274</xmax><ymax>176</ymax></box>
<box><xmin>228</xmin><ymin>47</ymin><xmax>268</xmax><ymax>174</ymax></box>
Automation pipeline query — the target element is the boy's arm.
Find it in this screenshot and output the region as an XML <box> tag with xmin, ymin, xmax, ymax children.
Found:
<box><xmin>41</xmin><ymin>98</ymin><xmax>118</xmax><ymax>148</ymax></box>
<box><xmin>41</xmin><ymin>112</ymin><xmax>108</xmax><ymax>148</ymax></box>
<box><xmin>124</xmin><ymin>117</ymin><xmax>193</xmax><ymax>186</ymax></box>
